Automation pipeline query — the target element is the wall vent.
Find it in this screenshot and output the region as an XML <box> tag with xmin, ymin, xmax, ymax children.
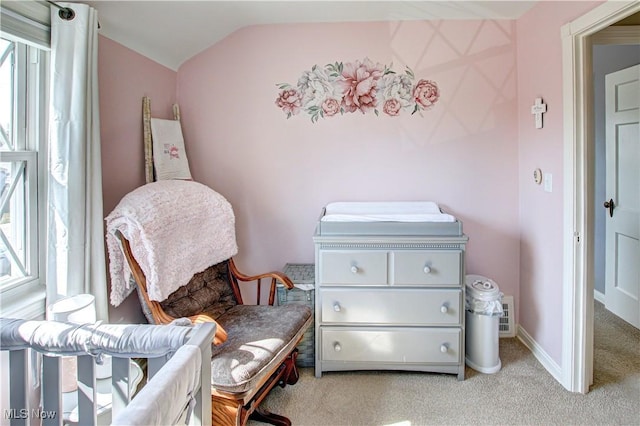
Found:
<box><xmin>499</xmin><ymin>295</ymin><xmax>516</xmax><ymax>338</ymax></box>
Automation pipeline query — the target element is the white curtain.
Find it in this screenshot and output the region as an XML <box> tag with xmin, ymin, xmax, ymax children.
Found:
<box><xmin>47</xmin><ymin>2</ymin><xmax>108</xmax><ymax>321</ymax></box>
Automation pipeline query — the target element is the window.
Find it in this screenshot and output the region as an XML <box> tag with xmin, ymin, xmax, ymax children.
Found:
<box><xmin>0</xmin><ymin>35</ymin><xmax>48</xmax><ymax>318</ymax></box>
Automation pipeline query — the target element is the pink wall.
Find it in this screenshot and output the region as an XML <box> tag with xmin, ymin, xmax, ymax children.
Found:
<box><xmin>177</xmin><ymin>21</ymin><xmax>521</xmax><ymax>305</ymax></box>
<box><xmin>98</xmin><ymin>35</ymin><xmax>178</xmax><ymax>322</ymax></box>
<box><xmin>516</xmin><ymin>1</ymin><xmax>601</xmax><ymax>364</ymax></box>
<box><xmin>94</xmin><ymin>0</ymin><xmax>612</xmax><ymax>373</ymax></box>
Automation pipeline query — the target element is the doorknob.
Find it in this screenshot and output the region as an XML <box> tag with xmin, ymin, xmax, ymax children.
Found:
<box><xmin>603</xmin><ymin>199</ymin><xmax>614</xmax><ymax>218</ymax></box>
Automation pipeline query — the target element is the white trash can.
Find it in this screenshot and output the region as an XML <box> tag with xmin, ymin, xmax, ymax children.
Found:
<box><xmin>465</xmin><ymin>275</ymin><xmax>503</xmax><ymax>374</ymax></box>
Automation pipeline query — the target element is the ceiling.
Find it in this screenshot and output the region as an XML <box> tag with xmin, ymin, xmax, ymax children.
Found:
<box><xmin>81</xmin><ymin>1</ymin><xmax>538</xmax><ymax>71</ymax></box>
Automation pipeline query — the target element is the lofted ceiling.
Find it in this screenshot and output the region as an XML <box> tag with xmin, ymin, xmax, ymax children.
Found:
<box><xmin>80</xmin><ymin>1</ymin><xmax>538</xmax><ymax>71</ymax></box>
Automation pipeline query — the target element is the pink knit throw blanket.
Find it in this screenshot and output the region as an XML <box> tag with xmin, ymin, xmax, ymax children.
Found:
<box><xmin>105</xmin><ymin>180</ymin><xmax>238</xmax><ymax>307</ymax></box>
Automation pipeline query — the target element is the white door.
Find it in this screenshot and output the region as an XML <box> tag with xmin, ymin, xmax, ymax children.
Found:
<box><xmin>604</xmin><ymin>64</ymin><xmax>640</xmax><ymax>328</ymax></box>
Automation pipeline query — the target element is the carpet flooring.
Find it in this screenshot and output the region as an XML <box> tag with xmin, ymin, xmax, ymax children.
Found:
<box><xmin>252</xmin><ymin>301</ymin><xmax>639</xmax><ymax>425</ymax></box>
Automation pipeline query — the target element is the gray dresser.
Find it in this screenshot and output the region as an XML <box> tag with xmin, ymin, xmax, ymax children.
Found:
<box><xmin>313</xmin><ymin>205</ymin><xmax>468</xmax><ymax>380</ymax></box>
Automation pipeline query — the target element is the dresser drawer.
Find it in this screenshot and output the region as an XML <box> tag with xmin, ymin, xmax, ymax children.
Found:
<box><xmin>320</xmin><ymin>251</ymin><xmax>387</xmax><ymax>285</ymax></box>
<box><xmin>393</xmin><ymin>250</ymin><xmax>462</xmax><ymax>286</ymax></box>
<box><xmin>320</xmin><ymin>288</ymin><xmax>461</xmax><ymax>325</ymax></box>
<box><xmin>321</xmin><ymin>327</ymin><xmax>461</xmax><ymax>364</ymax></box>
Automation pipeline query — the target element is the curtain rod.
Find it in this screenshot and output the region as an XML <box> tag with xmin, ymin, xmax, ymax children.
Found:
<box><xmin>45</xmin><ymin>0</ymin><xmax>75</xmax><ymax>21</ymax></box>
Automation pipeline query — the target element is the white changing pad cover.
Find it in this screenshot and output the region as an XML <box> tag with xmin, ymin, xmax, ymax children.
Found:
<box><xmin>322</xmin><ymin>201</ymin><xmax>456</xmax><ymax>222</ymax></box>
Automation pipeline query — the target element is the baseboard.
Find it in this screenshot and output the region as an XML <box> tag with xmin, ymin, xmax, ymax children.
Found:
<box><xmin>517</xmin><ymin>325</ymin><xmax>562</xmax><ymax>384</ymax></box>
<box><xmin>594</xmin><ymin>289</ymin><xmax>605</xmax><ymax>304</ymax></box>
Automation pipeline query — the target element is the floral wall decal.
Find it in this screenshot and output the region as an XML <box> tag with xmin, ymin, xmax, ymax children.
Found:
<box><xmin>275</xmin><ymin>58</ymin><xmax>440</xmax><ymax>122</ymax></box>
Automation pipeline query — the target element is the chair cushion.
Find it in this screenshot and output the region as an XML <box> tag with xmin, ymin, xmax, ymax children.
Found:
<box><xmin>210</xmin><ymin>304</ymin><xmax>312</xmax><ymax>394</ymax></box>
<box><xmin>160</xmin><ymin>261</ymin><xmax>237</xmax><ymax>321</ymax></box>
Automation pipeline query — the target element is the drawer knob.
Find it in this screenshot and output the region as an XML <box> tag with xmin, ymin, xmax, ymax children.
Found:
<box><xmin>333</xmin><ymin>303</ymin><xmax>341</xmax><ymax>312</ymax></box>
<box><xmin>350</xmin><ymin>265</ymin><xmax>359</xmax><ymax>274</ymax></box>
<box><xmin>440</xmin><ymin>344</ymin><xmax>448</xmax><ymax>353</ymax></box>
<box><xmin>334</xmin><ymin>342</ymin><xmax>342</xmax><ymax>352</ymax></box>
<box><xmin>423</xmin><ymin>266</ymin><xmax>432</xmax><ymax>274</ymax></box>
<box><xmin>440</xmin><ymin>305</ymin><xmax>448</xmax><ymax>314</ymax></box>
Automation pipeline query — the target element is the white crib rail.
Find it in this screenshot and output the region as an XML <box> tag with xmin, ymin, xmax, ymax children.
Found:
<box><xmin>1</xmin><ymin>319</ymin><xmax>215</xmax><ymax>426</ymax></box>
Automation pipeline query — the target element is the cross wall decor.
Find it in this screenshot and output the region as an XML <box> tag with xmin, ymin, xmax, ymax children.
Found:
<box><xmin>531</xmin><ymin>97</ymin><xmax>547</xmax><ymax>129</ymax></box>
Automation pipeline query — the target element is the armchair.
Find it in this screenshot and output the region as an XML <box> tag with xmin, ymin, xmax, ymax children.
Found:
<box><xmin>106</xmin><ymin>180</ymin><xmax>312</xmax><ymax>426</ymax></box>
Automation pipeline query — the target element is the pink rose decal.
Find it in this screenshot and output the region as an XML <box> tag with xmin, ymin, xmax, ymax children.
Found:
<box><xmin>163</xmin><ymin>143</ymin><xmax>180</xmax><ymax>159</ymax></box>
<box><xmin>169</xmin><ymin>145</ymin><xmax>179</xmax><ymax>159</ymax></box>
<box><xmin>413</xmin><ymin>79</ymin><xmax>440</xmax><ymax>110</ymax></box>
<box><xmin>275</xmin><ymin>89</ymin><xmax>302</xmax><ymax>117</ymax></box>
<box><xmin>275</xmin><ymin>60</ymin><xmax>439</xmax><ymax>122</ymax></box>
<box><xmin>336</xmin><ymin>58</ymin><xmax>384</xmax><ymax>114</ymax></box>
<box><xmin>322</xmin><ymin>98</ymin><xmax>340</xmax><ymax>117</ymax></box>
<box><xmin>383</xmin><ymin>99</ymin><xmax>402</xmax><ymax>116</ymax></box>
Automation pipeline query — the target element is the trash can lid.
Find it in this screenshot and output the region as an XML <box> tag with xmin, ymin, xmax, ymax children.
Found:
<box><xmin>465</xmin><ymin>274</ymin><xmax>500</xmax><ymax>300</ymax></box>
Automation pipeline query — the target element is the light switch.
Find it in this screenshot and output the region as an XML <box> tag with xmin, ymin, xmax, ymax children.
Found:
<box><xmin>544</xmin><ymin>173</ymin><xmax>553</xmax><ymax>193</ymax></box>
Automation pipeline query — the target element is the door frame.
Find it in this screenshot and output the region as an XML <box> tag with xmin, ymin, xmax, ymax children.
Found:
<box><xmin>561</xmin><ymin>0</ymin><xmax>640</xmax><ymax>394</ymax></box>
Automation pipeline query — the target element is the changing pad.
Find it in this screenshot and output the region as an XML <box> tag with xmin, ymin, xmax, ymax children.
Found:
<box><xmin>322</xmin><ymin>201</ymin><xmax>456</xmax><ymax>222</ymax></box>
<box><xmin>317</xmin><ymin>201</ymin><xmax>462</xmax><ymax>236</ymax></box>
